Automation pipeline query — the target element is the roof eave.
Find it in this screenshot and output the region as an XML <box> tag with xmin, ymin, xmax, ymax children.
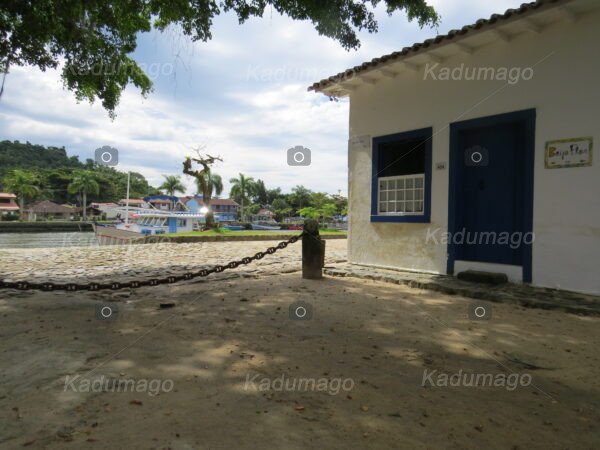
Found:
<box><xmin>308</xmin><ymin>0</ymin><xmax>576</xmax><ymax>96</ymax></box>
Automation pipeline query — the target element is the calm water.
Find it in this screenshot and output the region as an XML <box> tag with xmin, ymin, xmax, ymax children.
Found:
<box><xmin>0</xmin><ymin>232</ymin><xmax>99</xmax><ymax>249</ymax></box>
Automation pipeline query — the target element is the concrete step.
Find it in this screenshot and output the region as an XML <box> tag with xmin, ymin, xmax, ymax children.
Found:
<box><xmin>324</xmin><ymin>264</ymin><xmax>600</xmax><ymax>316</ymax></box>
<box><xmin>456</xmin><ymin>270</ymin><xmax>508</xmax><ymax>285</ymax></box>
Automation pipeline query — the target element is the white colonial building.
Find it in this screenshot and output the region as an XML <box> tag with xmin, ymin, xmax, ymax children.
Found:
<box><xmin>310</xmin><ymin>0</ymin><xmax>599</xmax><ymax>295</ymax></box>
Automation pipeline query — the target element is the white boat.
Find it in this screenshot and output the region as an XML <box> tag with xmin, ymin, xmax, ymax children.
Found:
<box><xmin>251</xmin><ymin>221</ymin><xmax>281</xmax><ymax>231</ymax></box>
<box><xmin>116</xmin><ymin>210</ymin><xmax>204</xmax><ymax>235</ymax></box>
<box><xmin>94</xmin><ymin>209</ymin><xmax>205</xmax><ymax>244</ymax></box>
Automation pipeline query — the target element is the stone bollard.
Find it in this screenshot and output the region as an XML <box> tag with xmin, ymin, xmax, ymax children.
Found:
<box><xmin>302</xmin><ymin>219</ymin><xmax>325</xmax><ymax>280</ymax></box>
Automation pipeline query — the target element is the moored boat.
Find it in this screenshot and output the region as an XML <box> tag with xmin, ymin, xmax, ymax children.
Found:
<box><xmin>223</xmin><ymin>224</ymin><xmax>245</xmax><ymax>231</ymax></box>
<box><xmin>117</xmin><ymin>210</ymin><xmax>203</xmax><ymax>235</ymax></box>
<box><xmin>250</xmin><ymin>221</ymin><xmax>281</xmax><ymax>231</ymax></box>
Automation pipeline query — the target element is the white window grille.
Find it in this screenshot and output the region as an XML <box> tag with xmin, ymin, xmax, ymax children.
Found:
<box><xmin>377</xmin><ymin>174</ymin><xmax>425</xmax><ymax>215</ymax></box>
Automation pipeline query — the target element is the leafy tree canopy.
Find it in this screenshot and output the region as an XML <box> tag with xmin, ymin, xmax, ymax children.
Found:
<box><xmin>0</xmin><ymin>0</ymin><xmax>438</xmax><ymax>116</ymax></box>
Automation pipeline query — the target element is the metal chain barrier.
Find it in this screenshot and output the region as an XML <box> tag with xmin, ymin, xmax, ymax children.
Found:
<box><xmin>0</xmin><ymin>234</ymin><xmax>303</xmax><ymax>292</ymax></box>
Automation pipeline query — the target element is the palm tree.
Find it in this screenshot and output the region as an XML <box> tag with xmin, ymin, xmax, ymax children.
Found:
<box><xmin>253</xmin><ymin>179</ymin><xmax>268</xmax><ymax>205</ymax></box>
<box><xmin>68</xmin><ymin>170</ymin><xmax>99</xmax><ymax>221</ymax></box>
<box><xmin>195</xmin><ymin>172</ymin><xmax>223</xmax><ymax>199</ymax></box>
<box><xmin>229</xmin><ymin>173</ymin><xmax>255</xmax><ymax>221</ymax></box>
<box><xmin>2</xmin><ymin>169</ymin><xmax>40</xmax><ymax>220</ymax></box>
<box><xmin>289</xmin><ymin>185</ymin><xmax>312</xmax><ymax>209</ymax></box>
<box><xmin>159</xmin><ymin>175</ymin><xmax>185</xmax><ymax>196</ymax></box>
<box><xmin>195</xmin><ymin>171</ymin><xmax>223</xmax><ymax>228</ymax></box>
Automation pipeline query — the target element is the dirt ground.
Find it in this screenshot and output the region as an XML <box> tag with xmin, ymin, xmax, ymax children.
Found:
<box><xmin>1</xmin><ymin>260</ymin><xmax>599</xmax><ymax>449</ymax></box>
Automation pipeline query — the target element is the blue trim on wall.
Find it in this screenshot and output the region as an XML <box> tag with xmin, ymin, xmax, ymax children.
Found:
<box><xmin>371</xmin><ymin>127</ymin><xmax>432</xmax><ymax>223</ymax></box>
<box><xmin>446</xmin><ymin>108</ymin><xmax>536</xmax><ymax>283</ymax></box>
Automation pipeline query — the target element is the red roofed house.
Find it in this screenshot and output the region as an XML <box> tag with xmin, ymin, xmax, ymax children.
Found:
<box><xmin>0</xmin><ymin>193</ymin><xmax>20</xmax><ymax>217</ymax></box>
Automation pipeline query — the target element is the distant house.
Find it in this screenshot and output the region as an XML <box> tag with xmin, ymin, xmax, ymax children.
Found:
<box><xmin>309</xmin><ymin>0</ymin><xmax>599</xmax><ymax>295</ymax></box>
<box><xmin>118</xmin><ymin>198</ymin><xmax>148</xmax><ymax>208</ymax></box>
<box><xmin>75</xmin><ymin>204</ymin><xmax>106</xmax><ymax>218</ymax></box>
<box><xmin>251</xmin><ymin>208</ymin><xmax>276</xmax><ymax>222</ymax></box>
<box><xmin>0</xmin><ymin>193</ymin><xmax>20</xmax><ymax>216</ymax></box>
<box><xmin>118</xmin><ymin>196</ymin><xmax>185</xmax><ymax>212</ymax></box>
<box><xmin>142</xmin><ymin>195</ymin><xmax>184</xmax><ymax>211</ymax></box>
<box><xmin>25</xmin><ymin>200</ymin><xmax>73</xmax><ymax>221</ymax></box>
<box><xmin>90</xmin><ymin>202</ymin><xmax>120</xmax><ymax>219</ymax></box>
<box><xmin>184</xmin><ymin>196</ymin><xmax>240</xmax><ymax>221</ymax></box>
<box><xmin>148</xmin><ymin>198</ymin><xmax>173</xmax><ymax>210</ymax></box>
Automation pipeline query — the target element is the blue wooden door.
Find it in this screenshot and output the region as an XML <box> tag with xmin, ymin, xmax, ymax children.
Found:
<box><xmin>448</xmin><ymin>109</ymin><xmax>535</xmax><ymax>281</ymax></box>
<box><xmin>455</xmin><ymin>121</ymin><xmax>526</xmax><ymax>265</ymax></box>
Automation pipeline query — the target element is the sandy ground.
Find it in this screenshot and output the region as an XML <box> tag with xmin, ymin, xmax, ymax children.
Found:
<box><xmin>0</xmin><ymin>240</ymin><xmax>599</xmax><ymax>449</ymax></box>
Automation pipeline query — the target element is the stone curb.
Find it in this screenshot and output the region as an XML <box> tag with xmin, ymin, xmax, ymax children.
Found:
<box><xmin>324</xmin><ymin>265</ymin><xmax>600</xmax><ymax>316</ymax></box>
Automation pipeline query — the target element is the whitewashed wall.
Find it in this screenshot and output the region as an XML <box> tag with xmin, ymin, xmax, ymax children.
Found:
<box><xmin>347</xmin><ymin>9</ymin><xmax>600</xmax><ymax>295</ymax></box>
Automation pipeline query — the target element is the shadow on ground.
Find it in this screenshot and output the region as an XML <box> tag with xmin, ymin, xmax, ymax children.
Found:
<box><xmin>0</xmin><ymin>274</ymin><xmax>599</xmax><ymax>449</ymax></box>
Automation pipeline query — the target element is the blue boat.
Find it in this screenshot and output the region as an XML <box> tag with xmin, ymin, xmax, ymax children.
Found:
<box><xmin>223</xmin><ymin>224</ymin><xmax>245</xmax><ymax>231</ymax></box>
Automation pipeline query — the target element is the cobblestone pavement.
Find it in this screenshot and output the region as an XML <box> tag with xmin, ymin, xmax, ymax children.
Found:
<box><xmin>0</xmin><ymin>239</ymin><xmax>348</xmax><ymax>284</ymax></box>
<box><xmin>2</xmin><ymin>240</ymin><xmax>598</xmax><ymax>316</ymax></box>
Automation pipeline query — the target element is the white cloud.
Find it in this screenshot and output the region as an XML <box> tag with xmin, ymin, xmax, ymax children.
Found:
<box><xmin>0</xmin><ymin>1</ymin><xmax>527</xmax><ymax>198</ymax></box>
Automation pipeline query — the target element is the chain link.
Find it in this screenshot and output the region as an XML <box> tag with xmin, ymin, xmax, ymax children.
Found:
<box><xmin>0</xmin><ymin>234</ymin><xmax>303</xmax><ymax>292</ymax></box>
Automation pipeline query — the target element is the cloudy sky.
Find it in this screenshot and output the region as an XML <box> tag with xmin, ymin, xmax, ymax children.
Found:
<box><xmin>0</xmin><ymin>0</ymin><xmax>520</xmax><ymax>197</ymax></box>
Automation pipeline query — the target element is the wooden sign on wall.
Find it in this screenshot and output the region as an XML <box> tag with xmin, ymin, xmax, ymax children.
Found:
<box><xmin>545</xmin><ymin>137</ymin><xmax>593</xmax><ymax>169</ymax></box>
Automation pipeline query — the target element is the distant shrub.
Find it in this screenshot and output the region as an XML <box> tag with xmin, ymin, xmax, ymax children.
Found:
<box><xmin>0</xmin><ymin>213</ymin><xmax>19</xmax><ymax>221</ymax></box>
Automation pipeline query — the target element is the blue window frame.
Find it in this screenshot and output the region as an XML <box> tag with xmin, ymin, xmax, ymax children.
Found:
<box><xmin>371</xmin><ymin>127</ymin><xmax>432</xmax><ymax>223</ymax></box>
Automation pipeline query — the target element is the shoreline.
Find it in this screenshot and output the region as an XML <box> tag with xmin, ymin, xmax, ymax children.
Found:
<box><xmin>0</xmin><ymin>222</ymin><xmax>94</xmax><ymax>233</ymax></box>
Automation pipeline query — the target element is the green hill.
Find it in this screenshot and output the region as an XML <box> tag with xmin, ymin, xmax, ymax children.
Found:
<box><xmin>0</xmin><ymin>140</ymin><xmax>158</xmax><ymax>204</ymax></box>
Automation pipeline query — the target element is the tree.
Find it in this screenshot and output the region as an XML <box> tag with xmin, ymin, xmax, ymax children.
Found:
<box><xmin>330</xmin><ymin>193</ymin><xmax>348</xmax><ymax>216</ymax></box>
<box><xmin>310</xmin><ymin>192</ymin><xmax>329</xmax><ymax>209</ymax></box>
<box><xmin>299</xmin><ymin>202</ymin><xmax>337</xmax><ymax>226</ymax></box>
<box><xmin>159</xmin><ymin>175</ymin><xmax>185</xmax><ymax>196</ymax></box>
<box><xmin>195</xmin><ymin>172</ymin><xmax>223</xmax><ymax>199</ymax></box>
<box><xmin>271</xmin><ymin>198</ymin><xmax>291</xmax><ymax>222</ymax></box>
<box><xmin>297</xmin><ymin>206</ymin><xmax>320</xmax><ymax>221</ymax></box>
<box><xmin>0</xmin><ymin>1</ymin><xmax>438</xmax><ymax>116</ymax></box>
<box><xmin>289</xmin><ymin>185</ymin><xmax>312</xmax><ymax>211</ymax></box>
<box><xmin>68</xmin><ymin>170</ymin><xmax>100</xmax><ymax>221</ymax></box>
<box><xmin>129</xmin><ymin>171</ymin><xmax>159</xmax><ymax>198</ymax></box>
<box><xmin>319</xmin><ymin>203</ymin><xmax>338</xmax><ymax>226</ymax></box>
<box><xmin>182</xmin><ymin>152</ymin><xmax>223</xmax><ymax>228</ymax></box>
<box><xmin>195</xmin><ymin>171</ymin><xmax>223</xmax><ymax>228</ymax></box>
<box><xmin>253</xmin><ymin>179</ymin><xmax>268</xmax><ymax>205</ymax></box>
<box><xmin>266</xmin><ymin>187</ymin><xmax>283</xmax><ymax>204</ymax></box>
<box><xmin>229</xmin><ymin>173</ymin><xmax>255</xmax><ymax>221</ymax></box>
<box><xmin>245</xmin><ymin>203</ymin><xmax>261</xmax><ymax>216</ymax></box>
<box><xmin>2</xmin><ymin>169</ymin><xmax>40</xmax><ymax>220</ymax></box>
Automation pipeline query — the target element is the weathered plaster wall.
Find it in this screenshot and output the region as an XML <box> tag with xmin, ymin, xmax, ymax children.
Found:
<box><xmin>347</xmin><ymin>9</ymin><xmax>600</xmax><ymax>294</ymax></box>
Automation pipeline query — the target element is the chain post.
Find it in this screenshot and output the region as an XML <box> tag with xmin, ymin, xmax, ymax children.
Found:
<box><xmin>302</xmin><ymin>219</ymin><xmax>325</xmax><ymax>280</ymax></box>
